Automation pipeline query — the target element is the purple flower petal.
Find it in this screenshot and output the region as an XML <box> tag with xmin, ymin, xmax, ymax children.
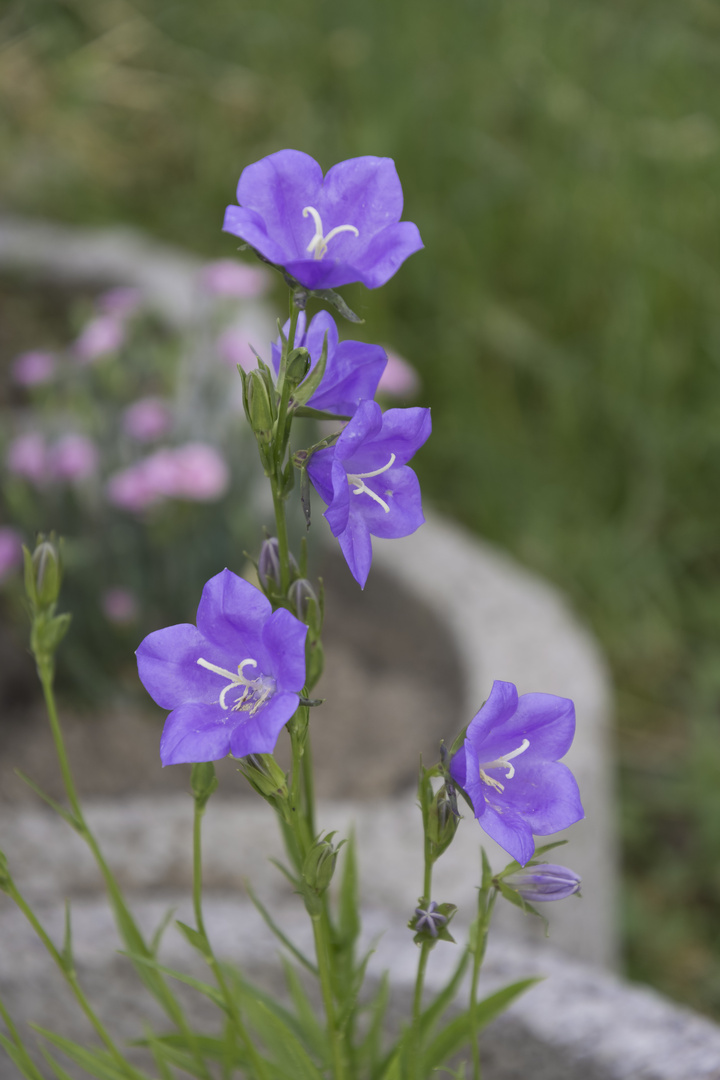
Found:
<box><xmin>136</xmin><ymin>623</ymin><xmax>212</xmax><ymax>709</ymax></box>
<box><xmin>450</xmin><ymin>680</ymin><xmax>584</xmax><ymax>864</ymax></box>
<box><xmin>196</xmin><ymin>568</ymin><xmax>272</xmax><ymax>647</ymax></box>
<box><xmin>160</xmin><ymin>702</ymin><xmax>233</xmax><ymax>766</ymax></box>
<box><xmin>229</xmin><ymin>691</ymin><xmax>299</xmax><ymax>757</ymax></box>
<box><xmin>262</xmin><ymin>608</ymin><xmax>308</xmax><ymax>691</ymax></box>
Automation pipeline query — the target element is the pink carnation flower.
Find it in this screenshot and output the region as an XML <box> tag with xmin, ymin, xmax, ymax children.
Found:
<box><xmin>74</xmin><ymin>315</ymin><xmax>125</xmax><ymax>363</ymax></box>
<box><xmin>122</xmin><ymin>398</ymin><xmax>173</xmax><ymax>442</ymax></box>
<box><xmin>11</xmin><ymin>350</ymin><xmax>56</xmax><ymax>387</ymax></box>
<box><xmin>0</xmin><ymin>527</ymin><xmax>23</xmax><ymax>583</ymax></box>
<box><xmin>377</xmin><ymin>349</ymin><xmax>420</xmax><ymax>399</ymax></box>
<box><xmin>52</xmin><ymin>434</ymin><xmax>99</xmax><ymax>483</ymax></box>
<box><xmin>200</xmin><ymin>260</ymin><xmax>270</xmax><ymax>299</ymax></box>
<box><xmin>106</xmin><ymin>443</ymin><xmax>229</xmax><ymax>513</ymax></box>
<box><xmin>6</xmin><ymin>433</ymin><xmax>48</xmax><ymax>485</ymax></box>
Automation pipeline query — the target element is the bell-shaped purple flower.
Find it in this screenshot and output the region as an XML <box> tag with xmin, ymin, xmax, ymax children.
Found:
<box><xmin>449</xmin><ymin>680</ymin><xmax>584</xmax><ymax>866</ymax></box>
<box><xmin>504</xmin><ymin>864</ymin><xmax>582</xmax><ymax>903</ymax></box>
<box><xmin>307</xmin><ymin>400</ymin><xmax>431</xmax><ymax>589</ymax></box>
<box><xmin>223</xmin><ymin>149</ymin><xmax>423</xmax><ymax>291</ymax></box>
<box><xmin>272</xmin><ymin>311</ymin><xmax>387</xmax><ymax>416</ymax></box>
<box><xmin>136</xmin><ymin>569</ymin><xmax>307</xmax><ymax>766</ymax></box>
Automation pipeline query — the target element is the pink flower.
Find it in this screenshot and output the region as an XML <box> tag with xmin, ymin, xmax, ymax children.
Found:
<box><xmin>162</xmin><ymin>443</ymin><xmax>230</xmax><ymax>501</ymax></box>
<box><xmin>74</xmin><ymin>315</ymin><xmax>125</xmax><ymax>362</ymax></box>
<box><xmin>102</xmin><ymin>587</ymin><xmax>139</xmax><ymax>625</ymax></box>
<box><xmin>377</xmin><ymin>349</ymin><xmax>420</xmax><ymax>399</ymax></box>
<box><xmin>52</xmin><ymin>434</ymin><xmax>99</xmax><ymax>482</ymax></box>
<box><xmin>98</xmin><ymin>287</ymin><xmax>143</xmax><ymax>318</ymax></box>
<box><xmin>200</xmin><ymin>260</ymin><xmax>270</xmax><ymax>299</ymax></box>
<box><xmin>106</xmin><ymin>443</ymin><xmax>229</xmax><ymax>513</ymax></box>
<box><xmin>11</xmin><ymin>350</ymin><xmax>56</xmax><ymax>387</ymax></box>
<box><xmin>216</xmin><ymin>326</ymin><xmax>256</xmax><ymax>372</ymax></box>
<box><xmin>6</xmin><ymin>433</ymin><xmax>48</xmax><ymax>485</ymax></box>
<box><xmin>0</xmin><ymin>527</ymin><xmax>23</xmax><ymax>583</ymax></box>
<box><xmin>122</xmin><ymin>398</ymin><xmax>173</xmax><ymax>442</ymax></box>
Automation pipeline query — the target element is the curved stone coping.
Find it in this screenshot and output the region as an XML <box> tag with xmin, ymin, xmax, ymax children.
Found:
<box><xmin>1</xmin><ymin>892</ymin><xmax>718</xmax><ymax>1080</ymax></box>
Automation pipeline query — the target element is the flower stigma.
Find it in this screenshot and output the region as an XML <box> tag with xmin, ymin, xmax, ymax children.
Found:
<box><xmin>479</xmin><ymin>738</ymin><xmax>530</xmax><ymax>793</ymax></box>
<box><xmin>346</xmin><ymin>453</ymin><xmax>396</xmax><ymax>513</ymax></box>
<box><xmin>197</xmin><ymin>656</ymin><xmax>276</xmax><ymax>715</ymax></box>
<box><xmin>303</xmin><ymin>206</ymin><xmax>359</xmax><ymax>260</ymax></box>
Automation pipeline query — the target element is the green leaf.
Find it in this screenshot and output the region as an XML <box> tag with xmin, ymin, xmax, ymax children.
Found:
<box><xmin>13</xmin><ymin>771</ymin><xmax>81</xmax><ymax>831</ymax></box>
<box><xmin>419</xmin><ymin>948</ymin><xmax>471</xmax><ymax>1035</ymax></box>
<box><xmin>131</xmin><ymin>1033</ymin><xmax>249</xmax><ymax>1075</ymax></box>
<box><xmin>0</xmin><ymin>1034</ymin><xmax>45</xmax><ymax>1080</ymax></box>
<box><xmin>312</xmin><ymin>288</ymin><xmax>364</xmax><ymax>324</ymax></box>
<box><xmin>40</xmin><ymin>1047</ymin><xmax>83</xmax><ymax>1080</ymax></box>
<box><xmin>61</xmin><ymin>900</ymin><xmax>74</xmax><ymax>974</ymax></box>
<box><xmin>280</xmin><ymin>958</ymin><xmax>326</xmax><ymax>1058</ymax></box>
<box><xmin>356</xmin><ymin>971</ymin><xmax>390</xmax><ymax>1074</ymax></box>
<box><xmin>480</xmin><ymin>847</ymin><xmax>493</xmax><ymax>892</ymax></box>
<box><xmin>377</xmin><ymin>1048</ymin><xmax>402</xmax><ymax>1080</ymax></box>
<box><xmin>120</xmin><ymin>952</ymin><xmax>225</xmax><ymax>1010</ymax></box>
<box><xmin>292</xmin><ymin>406</ymin><xmax>351</xmax><ymax>421</ymax></box>
<box><xmin>149</xmin><ymin>906</ymin><xmax>176</xmax><ymax>957</ymax></box>
<box><xmin>249</xmin><ymin>1001</ymin><xmax>324</xmax><ymax>1080</ymax></box>
<box><xmin>243</xmin><ymin>880</ymin><xmax>318</xmax><ymax>975</ymax></box>
<box><xmin>291</xmin><ymin>332</ymin><xmax>328</xmax><ymax>407</ymax></box>
<box><xmin>29</xmin><ymin>1027</ymin><xmax>140</xmax><ymax>1080</ymax></box>
<box><xmin>421</xmin><ymin>978</ymin><xmax>541</xmax><ymax>1072</ymax></box>
<box><xmin>337</xmin><ymin>829</ymin><xmax>360</xmax><ymax>951</ymax></box>
<box><xmin>175</xmin><ymin>920</ymin><xmax>212</xmax><ymax>958</ymax></box>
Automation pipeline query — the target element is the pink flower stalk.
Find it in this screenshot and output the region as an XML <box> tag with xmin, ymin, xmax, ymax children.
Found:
<box><xmin>102</xmin><ymin>587</ymin><xmax>139</xmax><ymax>625</ymax></box>
<box><xmin>0</xmin><ymin>527</ymin><xmax>23</xmax><ymax>583</ymax></box>
<box><xmin>6</xmin><ymin>433</ymin><xmax>48</xmax><ymax>485</ymax></box>
<box><xmin>106</xmin><ymin>443</ymin><xmax>230</xmax><ymax>513</ymax></box>
<box><xmin>122</xmin><ymin>398</ymin><xmax>173</xmax><ymax>442</ymax></box>
<box><xmin>11</xmin><ymin>350</ymin><xmax>56</xmax><ymax>387</ymax></box>
<box><xmin>377</xmin><ymin>349</ymin><xmax>420</xmax><ymax>399</ymax></box>
<box><xmin>52</xmin><ymin>434</ymin><xmax>99</xmax><ymax>483</ymax></box>
<box><xmin>200</xmin><ymin>259</ymin><xmax>270</xmax><ymax>299</ymax></box>
<box><xmin>97</xmin><ymin>287</ymin><xmax>143</xmax><ymax>318</ymax></box>
<box><xmin>74</xmin><ymin>314</ymin><xmax>125</xmax><ymax>362</ymax></box>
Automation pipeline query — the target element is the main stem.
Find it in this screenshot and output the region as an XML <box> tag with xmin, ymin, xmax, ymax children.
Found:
<box><xmin>469</xmin><ymin>888</ymin><xmax>498</xmax><ymax>1080</ymax></box>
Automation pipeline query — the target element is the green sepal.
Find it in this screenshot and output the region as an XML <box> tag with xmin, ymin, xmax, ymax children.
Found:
<box><xmin>291</xmin><ymin>332</ymin><xmax>328</xmax><ymax>408</ymax></box>
<box><xmin>293</xmin><ymin>406</ymin><xmax>351</xmax><ymax>421</ymax></box>
<box><xmin>312</xmin><ymin>287</ymin><xmax>364</xmax><ymax>324</ymax></box>
<box><xmin>496</xmin><ymin>880</ymin><xmax>549</xmax><ymax>935</ymax></box>
<box><xmin>410</xmin><ymin>901</ymin><xmax>457</xmax><ymax>947</ymax></box>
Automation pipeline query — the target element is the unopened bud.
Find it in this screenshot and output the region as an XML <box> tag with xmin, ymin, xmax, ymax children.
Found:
<box><xmin>285</xmin><ymin>347</ymin><xmax>311</xmax><ymax>388</ymax></box>
<box><xmin>238</xmin><ymin>753</ymin><xmax>289</xmax><ymax>803</ymax></box>
<box><xmin>428</xmin><ymin>784</ymin><xmax>460</xmax><ymax>860</ymax></box>
<box><xmin>191</xmin><ymin>762</ymin><xmax>218</xmax><ymax>809</ymax></box>
<box><xmin>246</xmin><ymin>369</ymin><xmax>274</xmax><ymax>445</ymax></box>
<box><xmin>258</xmin><ymin>538</ymin><xmax>299</xmax><ymax>593</ymax></box>
<box><xmin>288</xmin><ymin>577</ymin><xmax>318</xmax><ymax>621</ymax></box>
<box><xmin>25</xmin><ymin>535</ymin><xmax>62</xmax><ymax>610</ymax></box>
<box><xmin>504</xmin><ymin>864</ymin><xmax>581</xmax><ymax>903</ymax></box>
<box><xmin>302</xmin><ymin>832</ymin><xmax>343</xmax><ymax>901</ymax></box>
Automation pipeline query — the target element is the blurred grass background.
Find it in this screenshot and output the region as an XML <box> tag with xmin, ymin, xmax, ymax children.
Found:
<box><xmin>2</xmin><ymin>0</ymin><xmax>720</xmax><ymax>1014</ymax></box>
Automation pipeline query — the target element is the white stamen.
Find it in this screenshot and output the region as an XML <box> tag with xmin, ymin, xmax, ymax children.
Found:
<box><xmin>197</xmin><ymin>656</ymin><xmax>270</xmax><ymax>712</ymax></box>
<box><xmin>346</xmin><ymin>453</ymin><xmax>396</xmax><ymax>514</ymax></box>
<box><xmin>479</xmin><ymin>738</ymin><xmax>530</xmax><ymax>792</ymax></box>
<box><xmin>303</xmin><ymin>205</ymin><xmax>359</xmax><ymax>260</ymax></box>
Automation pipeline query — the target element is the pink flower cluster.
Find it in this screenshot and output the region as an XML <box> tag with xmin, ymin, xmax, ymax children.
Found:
<box><xmin>6</xmin><ymin>433</ymin><xmax>98</xmax><ymax>486</ymax></box>
<box><xmin>73</xmin><ymin>287</ymin><xmax>143</xmax><ymax>364</ymax></box>
<box><xmin>106</xmin><ymin>443</ymin><xmax>229</xmax><ymax>513</ymax></box>
<box><xmin>122</xmin><ymin>397</ymin><xmax>173</xmax><ymax>442</ymax></box>
<box><xmin>11</xmin><ymin>350</ymin><xmax>57</xmax><ymax>387</ymax></box>
<box><xmin>199</xmin><ymin>259</ymin><xmax>270</xmax><ymax>299</ymax></box>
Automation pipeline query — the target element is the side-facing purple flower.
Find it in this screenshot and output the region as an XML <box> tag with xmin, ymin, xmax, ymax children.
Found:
<box><xmin>504</xmin><ymin>864</ymin><xmax>582</xmax><ymax>903</ymax></box>
<box><xmin>136</xmin><ymin>568</ymin><xmax>307</xmax><ymax>765</ymax></box>
<box><xmin>223</xmin><ymin>149</ymin><xmax>423</xmax><ymax>290</ymax></box>
<box><xmin>307</xmin><ymin>400</ymin><xmax>431</xmax><ymax>588</ymax></box>
<box><xmin>449</xmin><ymin>680</ymin><xmax>584</xmax><ymax>866</ymax></box>
<box><xmin>272</xmin><ymin>311</ymin><xmax>387</xmax><ymax>416</ymax></box>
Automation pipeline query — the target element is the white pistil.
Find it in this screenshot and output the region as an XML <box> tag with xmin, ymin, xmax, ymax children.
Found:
<box><xmin>347</xmin><ymin>453</ymin><xmax>396</xmax><ymax>514</ymax></box>
<box><xmin>303</xmin><ymin>206</ymin><xmax>359</xmax><ymax>260</ymax></box>
<box><xmin>197</xmin><ymin>656</ymin><xmax>271</xmax><ymax>715</ymax></box>
<box><xmin>479</xmin><ymin>738</ymin><xmax>530</xmax><ymax>793</ymax></box>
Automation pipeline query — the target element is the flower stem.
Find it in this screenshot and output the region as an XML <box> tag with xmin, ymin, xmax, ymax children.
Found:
<box><xmin>469</xmin><ymin>887</ymin><xmax>498</xmax><ymax>1080</ymax></box>
<box><xmin>409</xmin><ymin>835</ymin><xmax>435</xmax><ymax>1079</ymax></box>
<box><xmin>192</xmin><ymin>797</ymin><xmax>272</xmax><ymax>1080</ymax></box>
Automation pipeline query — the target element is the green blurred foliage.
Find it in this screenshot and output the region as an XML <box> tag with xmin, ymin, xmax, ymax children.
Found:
<box><xmin>3</xmin><ymin>0</ymin><xmax>720</xmax><ymax>1013</ymax></box>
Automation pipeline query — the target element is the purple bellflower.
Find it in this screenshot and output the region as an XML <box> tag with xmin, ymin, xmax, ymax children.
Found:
<box><xmin>307</xmin><ymin>400</ymin><xmax>431</xmax><ymax>589</ymax></box>
<box><xmin>223</xmin><ymin>149</ymin><xmax>423</xmax><ymax>291</ymax></box>
<box><xmin>136</xmin><ymin>569</ymin><xmax>307</xmax><ymax>765</ymax></box>
<box><xmin>449</xmin><ymin>680</ymin><xmax>584</xmax><ymax>865</ymax></box>
<box><xmin>504</xmin><ymin>864</ymin><xmax>582</xmax><ymax>903</ymax></box>
<box><xmin>272</xmin><ymin>311</ymin><xmax>387</xmax><ymax>416</ymax></box>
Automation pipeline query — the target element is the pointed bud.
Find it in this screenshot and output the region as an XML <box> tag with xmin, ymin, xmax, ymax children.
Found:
<box><xmin>428</xmin><ymin>784</ymin><xmax>460</xmax><ymax>860</ymax></box>
<box><xmin>246</xmin><ymin>368</ymin><xmax>274</xmax><ymax>446</ymax></box>
<box><xmin>288</xmin><ymin>577</ymin><xmax>318</xmax><ymax>621</ymax></box>
<box><xmin>301</xmin><ymin>832</ymin><xmax>344</xmax><ymax>913</ymax></box>
<box><xmin>504</xmin><ymin>864</ymin><xmax>582</xmax><ymax>903</ymax></box>
<box><xmin>285</xmin><ymin>347</ymin><xmax>311</xmax><ymax>389</ymax></box>
<box><xmin>191</xmin><ymin>762</ymin><xmax>218</xmax><ymax>809</ymax></box>
<box><xmin>24</xmin><ymin>535</ymin><xmax>62</xmax><ymax>611</ymax></box>
<box><xmin>258</xmin><ymin>538</ymin><xmax>299</xmax><ymax>594</ymax></box>
<box><xmin>237</xmin><ymin>753</ymin><xmax>289</xmax><ymax>803</ymax></box>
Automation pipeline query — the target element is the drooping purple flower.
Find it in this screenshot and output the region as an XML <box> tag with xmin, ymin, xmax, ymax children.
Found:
<box><xmin>504</xmin><ymin>864</ymin><xmax>582</xmax><ymax>903</ymax></box>
<box><xmin>136</xmin><ymin>568</ymin><xmax>307</xmax><ymax>765</ymax></box>
<box><xmin>223</xmin><ymin>149</ymin><xmax>423</xmax><ymax>291</ymax></box>
<box><xmin>449</xmin><ymin>680</ymin><xmax>584</xmax><ymax>866</ymax></box>
<box><xmin>271</xmin><ymin>311</ymin><xmax>387</xmax><ymax>416</ymax></box>
<box><xmin>306</xmin><ymin>400</ymin><xmax>431</xmax><ymax>588</ymax></box>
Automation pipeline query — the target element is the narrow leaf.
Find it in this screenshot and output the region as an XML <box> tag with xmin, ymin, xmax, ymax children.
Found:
<box><xmin>243</xmin><ymin>880</ymin><xmax>318</xmax><ymax>975</ymax></box>
<box><xmin>280</xmin><ymin>958</ymin><xmax>326</xmax><ymax>1059</ymax></box>
<box><xmin>13</xmin><ymin>771</ymin><xmax>80</xmax><ymax>831</ymax></box>
<box><xmin>29</xmin><ymin>1027</ymin><xmax>139</xmax><ymax>1080</ymax></box>
<box><xmin>312</xmin><ymin>288</ymin><xmax>364</xmax><ymax>324</ymax></box>
<box><xmin>175</xmin><ymin>920</ymin><xmax>211</xmax><ymax>958</ymax></box>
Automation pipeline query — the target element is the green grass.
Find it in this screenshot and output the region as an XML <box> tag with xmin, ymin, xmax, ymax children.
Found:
<box><xmin>3</xmin><ymin>0</ymin><xmax>720</xmax><ymax>1014</ymax></box>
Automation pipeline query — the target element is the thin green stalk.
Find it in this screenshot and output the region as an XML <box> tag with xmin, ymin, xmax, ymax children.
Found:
<box><xmin>311</xmin><ymin>914</ymin><xmax>347</xmax><ymax>1080</ymax></box>
<box><xmin>409</xmin><ymin>835</ymin><xmax>435</xmax><ymax>1080</ymax></box>
<box><xmin>40</xmin><ymin>671</ymin><xmax>82</xmax><ymax>822</ymax></box>
<box><xmin>192</xmin><ymin>798</ymin><xmax>272</xmax><ymax>1080</ymax></box>
<box><xmin>7</xmin><ymin>882</ymin><xmax>146</xmax><ymax>1080</ymax></box>
<box><xmin>469</xmin><ymin>889</ymin><xmax>498</xmax><ymax>1080</ymax></box>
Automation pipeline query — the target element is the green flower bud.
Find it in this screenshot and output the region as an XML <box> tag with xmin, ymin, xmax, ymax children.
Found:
<box><xmin>237</xmin><ymin>753</ymin><xmax>289</xmax><ymax>803</ymax></box>
<box><xmin>246</xmin><ymin>368</ymin><xmax>274</xmax><ymax>447</ymax></box>
<box><xmin>191</xmin><ymin>762</ymin><xmax>218</xmax><ymax>809</ymax></box>
<box><xmin>285</xmin><ymin>347</ymin><xmax>311</xmax><ymax>389</ymax></box>
<box><xmin>428</xmin><ymin>784</ymin><xmax>460</xmax><ymax>861</ymax></box>
<box><xmin>301</xmin><ymin>832</ymin><xmax>344</xmax><ymax>913</ymax></box>
<box><xmin>24</xmin><ymin>534</ymin><xmax>63</xmax><ymax>611</ymax></box>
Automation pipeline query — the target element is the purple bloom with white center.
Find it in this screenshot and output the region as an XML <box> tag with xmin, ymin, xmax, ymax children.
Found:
<box><xmin>449</xmin><ymin>680</ymin><xmax>584</xmax><ymax>866</ymax></box>
<box><xmin>271</xmin><ymin>311</ymin><xmax>387</xmax><ymax>416</ymax></box>
<box><xmin>306</xmin><ymin>400</ymin><xmax>431</xmax><ymax>588</ymax></box>
<box><xmin>413</xmin><ymin>901</ymin><xmax>447</xmax><ymax>939</ymax></box>
<box><xmin>223</xmin><ymin>149</ymin><xmax>423</xmax><ymax>291</ymax></box>
<box><xmin>136</xmin><ymin>568</ymin><xmax>307</xmax><ymax>766</ymax></box>
<box><xmin>504</xmin><ymin>864</ymin><xmax>582</xmax><ymax>903</ymax></box>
